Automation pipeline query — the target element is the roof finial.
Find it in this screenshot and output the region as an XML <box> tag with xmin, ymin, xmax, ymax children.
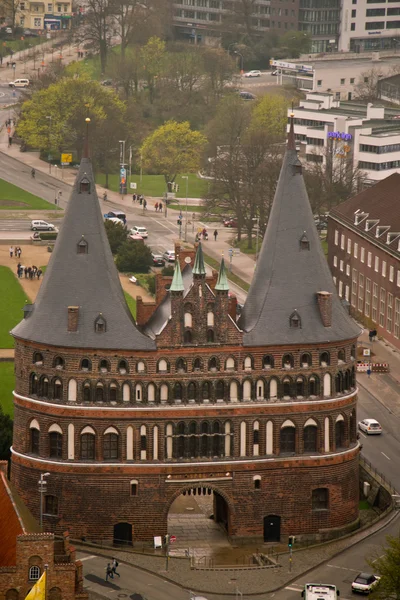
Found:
<box><xmin>83</xmin><ymin>117</ymin><xmax>91</xmax><ymax>159</ymax></box>
<box><xmin>193</xmin><ymin>242</ymin><xmax>206</xmax><ymax>276</ymax></box>
<box><xmin>287</xmin><ymin>110</ymin><xmax>295</xmax><ymax>151</ymax></box>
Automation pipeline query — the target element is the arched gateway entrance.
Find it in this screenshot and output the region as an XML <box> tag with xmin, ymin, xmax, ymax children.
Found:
<box><xmin>168</xmin><ymin>486</ymin><xmax>231</xmax><ymax>545</ymax></box>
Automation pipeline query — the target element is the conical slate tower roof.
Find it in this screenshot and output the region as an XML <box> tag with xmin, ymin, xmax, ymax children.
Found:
<box><xmin>238</xmin><ymin>119</ymin><xmax>360</xmax><ymax>346</ymax></box>
<box><xmin>215</xmin><ymin>256</ymin><xmax>229</xmax><ymax>292</ymax></box>
<box><xmin>12</xmin><ymin>158</ymin><xmax>155</xmax><ymax>351</ymax></box>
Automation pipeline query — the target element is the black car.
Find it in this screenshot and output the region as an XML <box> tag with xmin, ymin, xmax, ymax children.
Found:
<box><xmin>152</xmin><ymin>254</ymin><xmax>165</xmax><ymax>267</ymax></box>
<box><xmin>239</xmin><ymin>91</ymin><xmax>257</xmax><ymax>100</ymax></box>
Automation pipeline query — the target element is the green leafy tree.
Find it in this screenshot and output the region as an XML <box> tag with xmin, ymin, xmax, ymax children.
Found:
<box><xmin>251</xmin><ymin>94</ymin><xmax>290</xmax><ymax>139</ymax></box>
<box><xmin>104</xmin><ymin>220</ymin><xmax>128</xmax><ymax>254</ymax></box>
<box><xmin>140</xmin><ymin>36</ymin><xmax>166</xmax><ymax>104</ymax></box>
<box><xmin>278</xmin><ymin>31</ymin><xmax>311</xmax><ymax>58</ymax></box>
<box><xmin>141</xmin><ymin>120</ymin><xmax>207</xmax><ymax>186</ymax></box>
<box><xmin>369</xmin><ymin>535</ymin><xmax>400</xmax><ymax>600</ymax></box>
<box><xmin>0</xmin><ymin>407</ymin><xmax>13</xmax><ymax>461</ymax></box>
<box><xmin>116</xmin><ymin>240</ymin><xmax>153</xmax><ymax>273</ymax></box>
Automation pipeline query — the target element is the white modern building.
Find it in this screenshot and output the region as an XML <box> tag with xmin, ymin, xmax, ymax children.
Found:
<box><xmin>289</xmin><ymin>92</ymin><xmax>400</xmax><ymax>183</ymax></box>
<box><xmin>339</xmin><ymin>0</ymin><xmax>400</xmax><ymax>53</ymax></box>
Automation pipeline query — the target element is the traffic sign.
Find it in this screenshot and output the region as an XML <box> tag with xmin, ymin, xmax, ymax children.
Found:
<box><xmin>61</xmin><ymin>153</ymin><xmax>73</xmax><ymax>164</ymax></box>
<box><xmin>169</xmin><ymin>535</ymin><xmax>177</xmax><ymax>543</ymax></box>
<box><xmin>228</xmin><ymin>248</ymin><xmax>233</xmax><ymax>256</ymax></box>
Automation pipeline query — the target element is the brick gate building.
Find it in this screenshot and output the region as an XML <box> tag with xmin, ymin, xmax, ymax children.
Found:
<box><xmin>10</xmin><ymin>121</ymin><xmax>361</xmax><ymax>545</ymax></box>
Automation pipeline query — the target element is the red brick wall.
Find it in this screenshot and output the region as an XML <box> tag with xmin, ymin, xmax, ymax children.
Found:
<box><xmin>0</xmin><ymin>466</ymin><xmax>24</xmax><ymax>567</ymax></box>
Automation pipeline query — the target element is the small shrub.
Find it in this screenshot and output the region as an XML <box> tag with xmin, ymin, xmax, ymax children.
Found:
<box><xmin>161</xmin><ymin>265</ymin><xmax>174</xmax><ymax>276</ymax></box>
<box><xmin>40</xmin><ymin>232</ymin><xmax>58</xmax><ymax>240</ymax></box>
<box><xmin>116</xmin><ymin>240</ymin><xmax>153</xmax><ymax>273</ymax></box>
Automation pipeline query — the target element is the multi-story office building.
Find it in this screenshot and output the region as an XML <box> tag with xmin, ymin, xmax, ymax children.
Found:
<box><xmin>290</xmin><ymin>92</ymin><xmax>400</xmax><ymax>183</ymax></box>
<box><xmin>328</xmin><ymin>174</ymin><xmax>400</xmax><ymax>351</ymax></box>
<box><xmin>298</xmin><ymin>0</ymin><xmax>341</xmax><ymax>53</ymax></box>
<box><xmin>339</xmin><ymin>0</ymin><xmax>400</xmax><ymax>53</ymax></box>
<box><xmin>17</xmin><ymin>0</ymin><xmax>72</xmax><ymax>31</ymax></box>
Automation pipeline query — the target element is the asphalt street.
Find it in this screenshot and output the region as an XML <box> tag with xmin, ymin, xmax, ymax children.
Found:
<box><xmin>0</xmin><ymin>83</ymin><xmax>22</xmax><ymax>105</ymax></box>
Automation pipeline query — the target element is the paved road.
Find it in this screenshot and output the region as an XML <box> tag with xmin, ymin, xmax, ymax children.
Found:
<box><xmin>0</xmin><ymin>83</ymin><xmax>23</xmax><ymax>105</ymax></box>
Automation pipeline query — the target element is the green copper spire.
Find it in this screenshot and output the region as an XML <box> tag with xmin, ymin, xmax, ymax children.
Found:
<box><xmin>192</xmin><ymin>242</ymin><xmax>206</xmax><ymax>276</ymax></box>
<box><xmin>215</xmin><ymin>256</ymin><xmax>229</xmax><ymax>292</ymax></box>
<box><xmin>170</xmin><ymin>258</ymin><xmax>184</xmax><ymax>292</ymax></box>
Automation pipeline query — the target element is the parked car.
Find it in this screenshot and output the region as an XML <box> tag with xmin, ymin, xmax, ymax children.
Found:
<box><xmin>130</xmin><ymin>225</ymin><xmax>148</xmax><ymax>238</ymax></box>
<box><xmin>358</xmin><ymin>419</ymin><xmax>382</xmax><ymax>435</ymax></box>
<box><xmin>271</xmin><ymin>70</ymin><xmax>278</xmax><ymax>76</ymax></box>
<box><xmin>163</xmin><ymin>250</ymin><xmax>175</xmax><ymax>262</ymax></box>
<box><xmin>128</xmin><ymin>233</ymin><xmax>144</xmax><ymax>241</ymax></box>
<box><xmin>352</xmin><ymin>573</ymin><xmax>380</xmax><ymax>594</ymax></box>
<box><xmin>239</xmin><ymin>91</ymin><xmax>257</xmax><ymax>100</ymax></box>
<box><xmin>244</xmin><ymin>70</ymin><xmax>261</xmax><ymax>78</ymax></box>
<box><xmin>31</xmin><ymin>220</ymin><xmax>56</xmax><ymax>231</ymax></box>
<box><xmin>24</xmin><ymin>29</ymin><xmax>39</xmax><ymax>37</ymax></box>
<box><xmin>101</xmin><ymin>79</ymin><xmax>113</xmax><ymax>86</ymax></box>
<box><xmin>223</xmin><ymin>218</ymin><xmax>238</xmax><ymax>228</ymax></box>
<box><xmin>5</xmin><ymin>27</ymin><xmax>13</xmax><ymax>34</ymax></box>
<box><xmin>104</xmin><ymin>210</ymin><xmax>126</xmax><ymax>223</ymax></box>
<box><xmin>9</xmin><ymin>78</ymin><xmax>30</xmax><ymax>88</ymax></box>
<box><xmin>152</xmin><ymin>254</ymin><xmax>165</xmax><ymax>267</ymax></box>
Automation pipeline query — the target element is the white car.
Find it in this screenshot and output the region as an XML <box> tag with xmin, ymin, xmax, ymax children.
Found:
<box><xmin>108</xmin><ymin>217</ymin><xmax>125</xmax><ymax>226</ymax></box>
<box><xmin>244</xmin><ymin>70</ymin><xmax>261</xmax><ymax>77</ymax></box>
<box><xmin>352</xmin><ymin>573</ymin><xmax>380</xmax><ymax>594</ymax></box>
<box><xmin>163</xmin><ymin>250</ymin><xmax>175</xmax><ymax>262</ymax></box>
<box><xmin>31</xmin><ymin>220</ymin><xmax>56</xmax><ymax>231</ymax></box>
<box><xmin>358</xmin><ymin>419</ymin><xmax>382</xmax><ymax>435</ymax></box>
<box><xmin>130</xmin><ymin>226</ymin><xmax>148</xmax><ymax>238</ymax></box>
<box><xmin>9</xmin><ymin>78</ymin><xmax>30</xmax><ymax>88</ymax></box>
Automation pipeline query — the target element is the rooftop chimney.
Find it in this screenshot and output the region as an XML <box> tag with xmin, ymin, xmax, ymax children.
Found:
<box><xmin>67</xmin><ymin>306</ymin><xmax>79</xmax><ymax>332</ymax></box>
<box><xmin>317</xmin><ymin>291</ymin><xmax>332</xmax><ymax>327</ymax></box>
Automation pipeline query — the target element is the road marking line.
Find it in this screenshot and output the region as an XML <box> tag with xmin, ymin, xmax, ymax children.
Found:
<box><xmin>327</xmin><ymin>564</ymin><xmax>359</xmax><ymax>572</ymax></box>
<box><xmin>381</xmin><ymin>452</ymin><xmax>391</xmax><ymax>460</ymax></box>
<box><xmin>372</xmin><ymin>553</ymin><xmax>385</xmax><ymax>563</ymax></box>
<box><xmin>80</xmin><ymin>555</ymin><xmax>96</xmax><ymax>561</ymax></box>
<box><xmin>359</xmin><ymin>431</ymin><xmax>367</xmax><ymax>438</ymax></box>
<box><xmin>285</xmin><ymin>586</ymin><xmax>303</xmax><ymax>591</ymax></box>
<box><xmin>152</xmin><ymin>219</ymin><xmax>177</xmax><ymax>233</ymax></box>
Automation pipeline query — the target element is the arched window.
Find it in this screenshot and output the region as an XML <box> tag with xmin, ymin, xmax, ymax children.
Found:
<box><xmin>344</xmin><ymin>370</ymin><xmax>350</xmax><ymax>390</ymax></box>
<box><xmin>338</xmin><ymin>349</ymin><xmax>345</xmax><ymax>363</ymax></box>
<box><xmin>207</xmin><ymin>329</ymin><xmax>215</xmax><ymax>342</ymax></box>
<box><xmin>320</xmin><ymin>351</ymin><xmax>330</xmax><ymax>366</ymax></box>
<box><xmin>80</xmin><ymin>431</ymin><xmax>95</xmax><ymax>459</ymax></box>
<box><xmin>253</xmin><ymin>421</ymin><xmax>260</xmax><ymax>456</ymax></box>
<box><xmin>157</xmin><ymin>359</ymin><xmax>169</xmax><ymax>372</ymax></box>
<box><xmin>5</xmin><ymin>590</ymin><xmax>19</xmax><ymax>600</ymax></box>
<box><xmin>263</xmin><ymin>355</ymin><xmax>274</xmax><ymax>369</ymax></box>
<box><xmin>83</xmin><ymin>382</ymin><xmax>91</xmax><ymax>402</ymax></box>
<box><xmin>244</xmin><ymin>356</ymin><xmax>252</xmax><ymax>370</ymax></box>
<box><xmin>184</xmin><ymin>330</ymin><xmax>193</xmax><ymax>344</ymax></box>
<box><xmin>147</xmin><ymin>383</ymin><xmax>155</xmax><ymax>403</ymax></box>
<box><xmin>104</xmin><ymin>431</ymin><xmax>119</xmax><ymax>459</ymax></box>
<box><xmin>201</xmin><ymin>422</ymin><xmax>210</xmax><ymax>456</ymax></box>
<box><xmin>176</xmin><ymin>422</ymin><xmax>185</xmax><ymax>458</ymax></box>
<box><xmin>213</xmin><ymin>421</ymin><xmax>222</xmax><ymax>456</ymax></box>
<box><xmin>189</xmin><ymin>421</ymin><xmax>197</xmax><ymax>457</ymax></box>
<box><xmin>184</xmin><ymin>312</ymin><xmax>192</xmax><ymax>328</ymax></box>
<box><xmin>174</xmin><ymin>382</ymin><xmax>183</xmax><ymax>401</ymax></box>
<box><xmin>202</xmin><ymin>382</ymin><xmax>210</xmax><ymax>400</ymax></box>
<box><xmin>335</xmin><ymin>371</ymin><xmax>344</xmax><ymax>394</ymax></box>
<box><xmin>225</xmin><ymin>357</ymin><xmax>235</xmax><ymax>370</ymax></box>
<box><xmin>81</xmin><ymin>358</ymin><xmax>91</xmax><ymax>371</ymax></box>
<box><xmin>253</xmin><ymin>476</ymin><xmax>261</xmax><ymax>490</ymax></box>
<box><xmin>335</xmin><ymin>418</ymin><xmax>345</xmax><ymax>449</ymax></box>
<box><xmin>30</xmin><ymin>373</ymin><xmax>38</xmax><ymax>395</ymax></box>
<box><xmin>40</xmin><ymin>377</ymin><xmax>49</xmax><ymax>398</ymax></box>
<box><xmin>296</xmin><ymin>377</ymin><xmax>304</xmax><ymax>397</ymax></box>
<box><xmin>351</xmin><ymin>345</ymin><xmax>356</xmax><ymax>360</ymax></box>
<box><xmin>49</xmin><ymin>431</ymin><xmax>62</xmax><ymax>458</ymax></box>
<box><xmin>176</xmin><ymin>358</ymin><xmax>186</xmax><ymax>373</ymax></box>
<box><xmin>282</xmin><ymin>354</ymin><xmax>294</xmax><ymax>369</ymax></box>
<box><xmin>96</xmin><ymin>383</ymin><xmax>104</xmax><ymax>402</ymax></box>
<box><xmin>283</xmin><ymin>377</ymin><xmax>292</xmax><ymax>398</ymax></box>
<box><xmin>304</xmin><ymin>425</ymin><xmax>318</xmax><ymax>452</ymax></box>
<box><xmin>208</xmin><ymin>357</ymin><xmax>218</xmax><ymax>371</ymax></box>
<box><xmin>207</xmin><ymin>310</ymin><xmax>214</xmax><ymax>327</ymax></box>
<box><xmin>29</xmin><ymin>566</ymin><xmax>41</xmax><ymax>581</ymax></box>
<box><xmin>54</xmin><ymin>356</ymin><xmax>64</xmax><ymax>369</ymax></box>
<box><xmin>30</xmin><ymin>427</ymin><xmax>40</xmax><ymax>454</ymax></box>
<box><xmin>309</xmin><ymin>375</ymin><xmax>319</xmax><ymax>396</ymax></box>
<box><xmin>140</xmin><ymin>425</ymin><xmax>147</xmax><ymax>460</ymax></box>
<box><xmin>280</xmin><ymin>424</ymin><xmax>296</xmax><ymax>454</ymax></box>
<box><xmin>118</xmin><ymin>360</ymin><xmax>128</xmax><ymax>374</ymax></box>
<box><xmin>53</xmin><ymin>379</ymin><xmax>62</xmax><ymax>400</ymax></box>
<box><xmin>193</xmin><ymin>357</ymin><xmax>202</xmax><ymax>371</ymax></box>
<box><xmin>188</xmin><ymin>382</ymin><xmax>196</xmax><ymax>401</ymax></box>
<box><xmin>33</xmin><ymin>352</ymin><xmax>43</xmax><ymax>365</ymax></box>
<box><xmin>160</xmin><ymin>383</ymin><xmax>169</xmax><ymax>402</ymax></box>
<box><xmin>312</xmin><ymin>488</ymin><xmax>329</xmax><ymax>510</ymax></box>
<box><xmin>44</xmin><ymin>495</ymin><xmax>58</xmax><ymax>515</ymax></box>
<box><xmin>135</xmin><ymin>383</ymin><xmax>142</xmax><ymax>402</ymax></box>
<box><xmin>48</xmin><ymin>588</ymin><xmax>62</xmax><ymax>600</ymax></box>
<box><xmin>349</xmin><ymin>409</ymin><xmax>357</xmax><ymax>443</ymax></box>
<box><xmin>136</xmin><ymin>361</ymin><xmax>145</xmax><ymax>373</ymax></box>
<box><xmin>301</xmin><ymin>353</ymin><xmax>311</xmax><ymax>367</ymax></box>
<box><xmin>216</xmin><ymin>381</ymin><xmax>225</xmax><ymax>400</ymax></box>
<box><xmin>109</xmin><ymin>383</ymin><xmax>118</xmax><ymax>403</ymax></box>
<box><xmin>99</xmin><ymin>359</ymin><xmax>109</xmax><ymax>372</ymax></box>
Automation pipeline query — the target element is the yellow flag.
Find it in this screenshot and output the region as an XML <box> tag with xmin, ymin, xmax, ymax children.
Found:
<box><xmin>25</xmin><ymin>571</ymin><xmax>46</xmax><ymax>600</ymax></box>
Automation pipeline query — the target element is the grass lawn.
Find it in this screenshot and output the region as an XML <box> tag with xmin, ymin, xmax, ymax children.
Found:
<box><xmin>0</xmin><ymin>266</ymin><xmax>29</xmax><ymax>348</ymax></box>
<box><xmin>0</xmin><ymin>362</ymin><xmax>15</xmax><ymax>417</ymax></box>
<box><xmin>359</xmin><ymin>500</ymin><xmax>372</xmax><ymax>510</ymax></box>
<box><xmin>0</xmin><ymin>178</ymin><xmax>55</xmax><ymax>210</ymax></box>
<box><xmin>124</xmin><ymin>291</ymin><xmax>137</xmax><ymax>318</ymax></box>
<box><xmin>96</xmin><ymin>173</ymin><xmax>208</xmax><ymax>199</ymax></box>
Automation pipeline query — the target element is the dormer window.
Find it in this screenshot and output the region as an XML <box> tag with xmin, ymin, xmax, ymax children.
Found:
<box><xmin>299</xmin><ymin>232</ymin><xmax>310</xmax><ymax>251</ymax></box>
<box><xmin>95</xmin><ymin>314</ymin><xmax>106</xmax><ymax>333</ymax></box>
<box><xmin>79</xmin><ymin>177</ymin><xmax>90</xmax><ymax>193</ymax></box>
<box><xmin>289</xmin><ymin>310</ymin><xmax>301</xmax><ymax>328</ymax></box>
<box><xmin>77</xmin><ymin>237</ymin><xmax>88</xmax><ymax>254</ymax></box>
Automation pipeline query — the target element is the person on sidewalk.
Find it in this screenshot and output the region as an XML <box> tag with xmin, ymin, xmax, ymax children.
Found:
<box><xmin>31</xmin><ymin>168</ymin><xmax>35</xmax><ymax>178</ymax></box>
<box><xmin>159</xmin><ymin>202</ymin><xmax>163</xmax><ymax>212</ymax></box>
<box><xmin>9</xmin><ymin>246</ymin><xmax>13</xmax><ymax>258</ymax></box>
<box><xmin>105</xmin><ymin>563</ymin><xmax>114</xmax><ymax>582</ymax></box>
<box><xmin>155</xmin><ymin>202</ymin><xmax>159</xmax><ymax>211</ymax></box>
<box><xmin>143</xmin><ymin>199</ymin><xmax>147</xmax><ymax>210</ymax></box>
<box><xmin>214</xmin><ymin>229</ymin><xmax>218</xmax><ymax>241</ymax></box>
<box><xmin>111</xmin><ymin>558</ymin><xmax>120</xmax><ymax>577</ymax></box>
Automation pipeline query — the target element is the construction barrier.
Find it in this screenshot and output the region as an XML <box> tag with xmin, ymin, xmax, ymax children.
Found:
<box><xmin>356</xmin><ymin>362</ymin><xmax>390</xmax><ymax>373</ymax></box>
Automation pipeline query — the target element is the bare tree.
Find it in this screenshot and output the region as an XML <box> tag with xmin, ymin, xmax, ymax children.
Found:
<box><xmin>354</xmin><ymin>67</ymin><xmax>384</xmax><ymax>102</ymax></box>
<box><xmin>83</xmin><ymin>0</ymin><xmax>114</xmax><ymax>73</ymax></box>
<box><xmin>2</xmin><ymin>0</ymin><xmax>21</xmax><ymax>29</ymax></box>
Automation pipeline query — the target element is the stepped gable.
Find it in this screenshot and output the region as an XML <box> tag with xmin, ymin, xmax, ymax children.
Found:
<box><xmin>12</xmin><ymin>157</ymin><xmax>155</xmax><ymax>351</ymax></box>
<box><xmin>238</xmin><ymin>117</ymin><xmax>360</xmax><ymax>346</ymax></box>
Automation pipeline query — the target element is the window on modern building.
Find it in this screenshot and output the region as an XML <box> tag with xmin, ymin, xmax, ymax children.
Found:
<box><xmin>333</xmin><ymin>256</ymin><xmax>338</xmax><ymax>267</ymax></box>
<box><xmin>351</xmin><ymin>268</ymin><xmax>358</xmax><ymax>308</ymax></box>
<box><xmin>387</xmin><ymin>293</ymin><xmax>393</xmax><ymax>333</ymax></box>
<box><xmin>351</xmin><ymin>9</ymin><xmax>356</xmax><ymax>17</ymax></box>
<box><xmin>130</xmin><ymin>480</ymin><xmax>138</xmax><ymax>496</ymax></box>
<box><xmin>394</xmin><ymin>298</ymin><xmax>400</xmax><ymax>339</ymax></box>
<box><xmin>346</xmin><ymin>264</ymin><xmax>350</xmax><ymax>277</ymax></box>
<box><xmin>368</xmin><ymin>252</ymin><xmax>372</xmax><ymax>267</ymax></box>
<box><xmin>28</xmin><ymin>566</ymin><xmax>41</xmax><ymax>581</ymax></box>
<box><xmin>353</xmin><ymin>243</ymin><xmax>358</xmax><ymax>259</ymax></box>
<box><xmin>397</xmin><ymin>270</ymin><xmax>400</xmax><ymax>287</ymax></box>
<box><xmin>351</xmin><ymin>22</ymin><xmax>355</xmax><ymax>30</ymax></box>
<box><xmin>382</xmin><ymin>261</ymin><xmax>386</xmax><ymax>277</ymax></box>
<box><xmin>49</xmin><ymin>431</ymin><xmax>62</xmax><ymax>458</ymax></box>
<box><xmin>389</xmin><ymin>265</ymin><xmax>394</xmax><ymax>282</ymax></box>
<box><xmin>341</xmin><ymin>78</ymin><xmax>345</xmax><ymax>85</ymax></box>
<box><xmin>104</xmin><ymin>432</ymin><xmax>118</xmax><ymax>459</ymax></box>
<box><xmin>338</xmin><ymin>280</ymin><xmax>343</xmax><ymax>298</ymax></box>
<box><xmin>340</xmin><ymin>259</ymin><xmax>344</xmax><ymax>272</ymax></box>
<box><xmin>372</xmin><ymin>282</ymin><xmax>378</xmax><ymax>322</ymax></box>
<box><xmin>379</xmin><ymin>287</ymin><xmax>386</xmax><ymax>327</ymax></box>
<box><xmin>334</xmin><ymin>230</ymin><xmax>339</xmax><ymax>245</ymax></box>
<box><xmin>360</xmin><ymin>247</ymin><xmax>365</xmax><ymax>263</ymax></box>
<box><xmin>81</xmin><ymin>433</ymin><xmax>95</xmax><ymax>459</ymax></box>
<box><xmin>340</xmin><ymin>234</ymin><xmax>345</xmax><ymax>250</ymax></box>
<box><xmin>375</xmin><ymin>256</ymin><xmax>379</xmax><ymax>272</ymax></box>
<box><xmin>358</xmin><ymin>273</ymin><xmax>364</xmax><ymax>312</ymax></box>
<box><xmin>317</xmin><ymin>79</ymin><xmax>322</xmax><ymax>86</ymax></box>
<box><xmin>44</xmin><ymin>495</ymin><xmax>58</xmax><ymax>515</ymax></box>
<box><xmin>312</xmin><ymin>488</ymin><xmax>329</xmax><ymax>510</ymax></box>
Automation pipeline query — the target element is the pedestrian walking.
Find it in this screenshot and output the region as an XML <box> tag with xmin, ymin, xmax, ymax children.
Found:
<box><xmin>214</xmin><ymin>229</ymin><xmax>218</xmax><ymax>241</ymax></box>
<box><xmin>111</xmin><ymin>558</ymin><xmax>120</xmax><ymax>577</ymax></box>
<box><xmin>143</xmin><ymin>199</ymin><xmax>147</xmax><ymax>210</ymax></box>
<box><xmin>8</xmin><ymin>136</ymin><xmax>12</xmax><ymax>147</ymax></box>
<box><xmin>159</xmin><ymin>202</ymin><xmax>163</xmax><ymax>212</ymax></box>
<box><xmin>9</xmin><ymin>246</ymin><xmax>13</xmax><ymax>258</ymax></box>
<box><xmin>37</xmin><ymin>269</ymin><xmax>43</xmax><ymax>280</ymax></box>
<box><xmin>16</xmin><ymin>263</ymin><xmax>21</xmax><ymax>277</ymax></box>
<box><xmin>27</xmin><ymin>267</ymin><xmax>32</xmax><ymax>279</ymax></box>
<box><xmin>105</xmin><ymin>563</ymin><xmax>114</xmax><ymax>582</ymax></box>
<box><xmin>132</xmin><ymin>193</ymin><xmax>136</xmax><ymax>203</ymax></box>
<box><xmin>155</xmin><ymin>202</ymin><xmax>158</xmax><ymax>211</ymax></box>
<box><xmin>24</xmin><ymin>267</ymin><xmax>28</xmax><ymax>278</ymax></box>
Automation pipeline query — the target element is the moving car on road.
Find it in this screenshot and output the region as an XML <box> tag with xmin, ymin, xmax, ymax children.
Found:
<box><xmin>104</xmin><ymin>210</ymin><xmax>126</xmax><ymax>223</ymax></box>
<box><xmin>9</xmin><ymin>79</ymin><xmax>30</xmax><ymax>88</ymax></box>
<box><xmin>239</xmin><ymin>91</ymin><xmax>257</xmax><ymax>100</ymax></box>
<box><xmin>31</xmin><ymin>220</ymin><xmax>56</xmax><ymax>231</ymax></box>
<box><xmin>244</xmin><ymin>70</ymin><xmax>261</xmax><ymax>77</ymax></box>
<box><xmin>163</xmin><ymin>250</ymin><xmax>175</xmax><ymax>262</ymax></box>
<box><xmin>152</xmin><ymin>254</ymin><xmax>165</xmax><ymax>267</ymax></box>
<box><xmin>352</xmin><ymin>573</ymin><xmax>380</xmax><ymax>594</ymax></box>
<box><xmin>358</xmin><ymin>419</ymin><xmax>382</xmax><ymax>435</ymax></box>
<box><xmin>223</xmin><ymin>218</ymin><xmax>238</xmax><ymax>228</ymax></box>
<box><xmin>130</xmin><ymin>226</ymin><xmax>148</xmax><ymax>238</ymax></box>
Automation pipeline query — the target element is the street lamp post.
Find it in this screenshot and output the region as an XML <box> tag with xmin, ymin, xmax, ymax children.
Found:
<box><xmin>38</xmin><ymin>472</ymin><xmax>50</xmax><ymax>531</ymax></box>
<box><xmin>182</xmin><ymin>175</ymin><xmax>189</xmax><ymax>242</ymax></box>
<box><xmin>46</xmin><ymin>115</ymin><xmax>52</xmax><ymax>174</ymax></box>
<box><xmin>253</xmin><ymin>216</ymin><xmax>260</xmax><ymax>269</ymax></box>
<box><xmin>234</xmin><ymin>51</ymin><xmax>244</xmax><ymax>74</ymax></box>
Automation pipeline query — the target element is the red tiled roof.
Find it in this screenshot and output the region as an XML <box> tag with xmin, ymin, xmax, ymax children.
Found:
<box><xmin>0</xmin><ymin>469</ymin><xmax>25</xmax><ymax>566</ymax></box>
